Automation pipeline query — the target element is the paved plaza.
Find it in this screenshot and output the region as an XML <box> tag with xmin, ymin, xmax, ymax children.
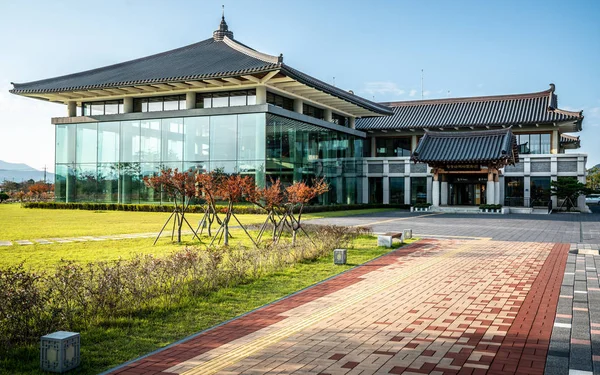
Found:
<box><xmin>103</xmin><ymin>207</ymin><xmax>600</xmax><ymax>375</ymax></box>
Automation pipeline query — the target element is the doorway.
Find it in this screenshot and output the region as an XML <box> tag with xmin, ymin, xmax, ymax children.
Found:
<box><xmin>447</xmin><ymin>175</ymin><xmax>487</xmax><ymax>206</ymax></box>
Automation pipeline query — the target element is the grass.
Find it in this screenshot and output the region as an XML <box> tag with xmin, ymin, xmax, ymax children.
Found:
<box><xmin>0</xmin><ymin>235</ymin><xmax>416</xmax><ymax>375</ymax></box>
<box><xmin>0</xmin><ymin>203</ymin><xmax>395</xmax><ymax>241</ymax></box>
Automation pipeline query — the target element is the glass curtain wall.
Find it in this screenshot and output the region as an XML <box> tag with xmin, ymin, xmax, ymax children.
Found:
<box><xmin>55</xmin><ymin>113</ymin><xmax>266</xmax><ymax>203</ymax></box>
<box><xmin>55</xmin><ymin>113</ymin><xmax>360</xmax><ymax>204</ymax></box>
<box><xmin>266</xmin><ymin>114</ymin><xmax>362</xmax><ymax>205</ymax></box>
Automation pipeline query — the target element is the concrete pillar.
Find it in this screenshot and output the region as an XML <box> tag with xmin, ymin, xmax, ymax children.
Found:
<box><xmin>362</xmin><ymin>176</ymin><xmax>369</xmax><ymax>204</ymax></box>
<box><xmin>404</xmin><ymin>176</ymin><xmax>411</xmax><ymax>205</ymax></box>
<box><xmin>186</xmin><ymin>92</ymin><xmax>196</xmax><ymax>110</ymax></box>
<box><xmin>256</xmin><ymin>86</ymin><xmax>267</xmax><ymax>104</ymax></box>
<box><xmin>578</xmin><ymin>175</ymin><xmax>587</xmax><ymax>211</ymax></box>
<box><xmin>426</xmin><ymin>176</ymin><xmax>433</xmax><ymax>204</ymax></box>
<box><xmin>486</xmin><ymin>171</ymin><xmax>495</xmax><ymax>205</ymax></box>
<box><xmin>524</xmin><ymin>176</ymin><xmax>531</xmax><ymax>207</ymax></box>
<box><xmin>551</xmin><ymin>175</ymin><xmax>558</xmax><ymax>209</ymax></box>
<box><xmin>123</xmin><ymin>97</ymin><xmax>134</xmax><ymax>113</ymax></box>
<box><xmin>551</xmin><ymin>130</ymin><xmax>559</xmax><ymax>154</ymax></box>
<box><xmin>432</xmin><ymin>173</ymin><xmax>440</xmax><ymax>207</ymax></box>
<box><xmin>440</xmin><ymin>175</ymin><xmax>448</xmax><ymax>206</ymax></box>
<box><xmin>293</xmin><ymin>98</ymin><xmax>303</xmax><ymax>113</ymax></box>
<box><xmin>370</xmin><ymin>137</ymin><xmax>377</xmax><ymax>157</ymax></box>
<box><xmin>383</xmin><ymin>176</ymin><xmax>390</xmax><ymax>204</ymax></box>
<box><xmin>349</xmin><ymin>117</ymin><xmax>356</xmax><ymax>129</ymax></box>
<box><xmin>67</xmin><ymin>101</ymin><xmax>76</xmax><ymax>117</ymax></box>
<box><xmin>411</xmin><ymin>135</ymin><xmax>418</xmax><ymax>152</ymax></box>
<box><xmin>324</xmin><ymin>109</ymin><xmax>332</xmax><ymax>122</ymax></box>
<box><xmin>494</xmin><ymin>174</ymin><xmax>500</xmax><ymax>205</ymax></box>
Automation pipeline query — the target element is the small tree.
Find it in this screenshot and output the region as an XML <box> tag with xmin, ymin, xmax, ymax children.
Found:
<box><xmin>209</xmin><ymin>174</ymin><xmax>257</xmax><ymax>247</ymax></box>
<box><xmin>194</xmin><ymin>169</ymin><xmax>226</xmax><ymax>237</ymax></box>
<box><xmin>587</xmin><ymin>166</ymin><xmax>600</xmax><ymax>192</ymax></box>
<box><xmin>249</xmin><ymin>179</ymin><xmax>285</xmax><ymax>243</ymax></box>
<box><xmin>29</xmin><ymin>182</ymin><xmax>52</xmax><ymax>201</ymax></box>
<box><xmin>551</xmin><ymin>177</ymin><xmax>589</xmax><ymax>212</ymax></box>
<box><xmin>281</xmin><ymin>178</ymin><xmax>329</xmax><ymax>246</ymax></box>
<box><xmin>143</xmin><ymin>168</ymin><xmax>200</xmax><ymax>244</ymax></box>
<box><xmin>0</xmin><ymin>192</ymin><xmax>9</xmax><ymax>203</ymax></box>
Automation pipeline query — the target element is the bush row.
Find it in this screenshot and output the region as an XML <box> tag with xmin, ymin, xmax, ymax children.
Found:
<box><xmin>0</xmin><ymin>225</ymin><xmax>369</xmax><ymax>350</ymax></box>
<box><xmin>22</xmin><ymin>201</ymin><xmax>410</xmax><ymax>213</ymax></box>
<box><xmin>478</xmin><ymin>204</ymin><xmax>503</xmax><ymax>210</ymax></box>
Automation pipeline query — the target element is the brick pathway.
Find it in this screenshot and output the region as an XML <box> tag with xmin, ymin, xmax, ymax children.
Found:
<box><xmin>105</xmin><ymin>238</ymin><xmax>569</xmax><ymax>375</ymax></box>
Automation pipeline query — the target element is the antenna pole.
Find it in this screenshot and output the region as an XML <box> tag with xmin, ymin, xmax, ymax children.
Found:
<box><xmin>421</xmin><ymin>69</ymin><xmax>424</xmax><ymax>99</ymax></box>
<box><xmin>43</xmin><ymin>165</ymin><xmax>47</xmax><ymax>183</ymax></box>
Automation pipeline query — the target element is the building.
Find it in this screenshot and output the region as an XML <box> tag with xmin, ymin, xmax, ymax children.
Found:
<box><xmin>10</xmin><ymin>17</ymin><xmax>587</xmax><ymax>210</ymax></box>
<box><xmin>357</xmin><ymin>86</ymin><xmax>586</xmax><ymax>211</ymax></box>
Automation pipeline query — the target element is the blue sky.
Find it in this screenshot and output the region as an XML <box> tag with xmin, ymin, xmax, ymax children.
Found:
<box><xmin>0</xmin><ymin>0</ymin><xmax>598</xmax><ymax>171</ymax></box>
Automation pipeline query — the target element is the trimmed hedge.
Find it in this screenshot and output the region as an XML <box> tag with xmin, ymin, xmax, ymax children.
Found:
<box><xmin>22</xmin><ymin>201</ymin><xmax>410</xmax><ymax>214</ymax></box>
<box><xmin>478</xmin><ymin>204</ymin><xmax>503</xmax><ymax>210</ymax></box>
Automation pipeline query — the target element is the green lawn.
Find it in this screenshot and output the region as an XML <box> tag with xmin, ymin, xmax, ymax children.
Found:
<box><xmin>0</xmin><ymin>203</ymin><xmax>409</xmax><ymax>374</ymax></box>
<box><xmin>0</xmin><ymin>204</ymin><xmax>394</xmax><ymax>241</ymax></box>
<box><xmin>1</xmin><ymin>235</ymin><xmax>416</xmax><ymax>375</ymax></box>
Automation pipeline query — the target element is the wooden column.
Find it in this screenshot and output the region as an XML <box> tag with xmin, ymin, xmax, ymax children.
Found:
<box><xmin>432</xmin><ymin>170</ymin><xmax>440</xmax><ymax>207</ymax></box>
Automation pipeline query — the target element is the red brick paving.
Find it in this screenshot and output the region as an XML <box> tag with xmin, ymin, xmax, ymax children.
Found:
<box><xmin>106</xmin><ymin>240</ymin><xmax>568</xmax><ymax>375</ymax></box>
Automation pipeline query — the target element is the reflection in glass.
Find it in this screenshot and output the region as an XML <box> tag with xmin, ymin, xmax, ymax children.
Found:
<box><xmin>98</xmin><ymin>122</ymin><xmax>120</xmax><ymax>163</ymax></box>
<box><xmin>162</xmin><ymin>118</ymin><xmax>184</xmax><ymax>162</ymax></box>
<box><xmin>76</xmin><ymin>123</ymin><xmax>97</xmax><ymax>163</ymax></box>
<box><xmin>411</xmin><ymin>177</ymin><xmax>427</xmax><ymax>204</ymax></box>
<box><xmin>390</xmin><ymin>177</ymin><xmax>405</xmax><ymax>204</ymax></box>
<box><xmin>184</xmin><ymin>117</ymin><xmax>210</xmax><ymax>162</ymax></box>
<box><xmin>141</xmin><ymin>119</ymin><xmax>161</xmax><ymax>162</ymax></box>
<box><xmin>56</xmin><ymin>125</ymin><xmax>76</xmax><ymax>164</ymax></box>
<box><xmin>121</xmin><ymin>121</ymin><xmax>140</xmax><ymax>163</ymax></box>
<box><xmin>210</xmin><ymin>115</ymin><xmax>237</xmax><ymax>161</ymax></box>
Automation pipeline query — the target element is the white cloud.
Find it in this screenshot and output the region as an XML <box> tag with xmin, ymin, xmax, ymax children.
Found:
<box><xmin>409</xmin><ymin>89</ymin><xmax>418</xmax><ymax>97</ymax></box>
<box><xmin>423</xmin><ymin>90</ymin><xmax>431</xmax><ymax>97</ymax></box>
<box><xmin>362</xmin><ymin>82</ymin><xmax>405</xmax><ymax>97</ymax></box>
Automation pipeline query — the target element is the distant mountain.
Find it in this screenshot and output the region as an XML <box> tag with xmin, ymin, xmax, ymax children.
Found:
<box><xmin>589</xmin><ymin>164</ymin><xmax>600</xmax><ymax>171</ymax></box>
<box><xmin>0</xmin><ymin>160</ymin><xmax>54</xmax><ymax>183</ymax></box>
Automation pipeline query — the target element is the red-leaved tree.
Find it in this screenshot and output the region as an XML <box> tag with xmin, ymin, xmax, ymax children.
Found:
<box><xmin>143</xmin><ymin>168</ymin><xmax>199</xmax><ymax>244</ymax></box>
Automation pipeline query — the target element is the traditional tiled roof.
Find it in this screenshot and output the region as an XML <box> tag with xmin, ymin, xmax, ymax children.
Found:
<box><xmin>560</xmin><ymin>133</ymin><xmax>581</xmax><ymax>149</ymax></box>
<box><xmin>411</xmin><ymin>128</ymin><xmax>519</xmax><ymax>166</ymax></box>
<box><xmin>10</xmin><ymin>19</ymin><xmax>391</xmax><ymax>116</ymax></box>
<box><xmin>357</xmin><ymin>84</ymin><xmax>583</xmax><ymax>131</ymax></box>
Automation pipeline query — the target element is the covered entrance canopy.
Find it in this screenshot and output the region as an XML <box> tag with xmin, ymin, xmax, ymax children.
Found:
<box><xmin>411</xmin><ymin>128</ymin><xmax>519</xmax><ymax>206</ymax></box>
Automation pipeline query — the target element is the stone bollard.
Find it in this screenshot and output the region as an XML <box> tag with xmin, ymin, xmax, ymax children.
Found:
<box><xmin>40</xmin><ymin>331</ymin><xmax>80</xmax><ymax>373</ymax></box>
<box><xmin>334</xmin><ymin>248</ymin><xmax>347</xmax><ymax>265</ymax></box>
<box><xmin>403</xmin><ymin>229</ymin><xmax>412</xmax><ymax>240</ymax></box>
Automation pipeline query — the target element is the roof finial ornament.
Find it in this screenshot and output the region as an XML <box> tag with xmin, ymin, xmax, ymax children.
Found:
<box><xmin>213</xmin><ymin>6</ymin><xmax>234</xmax><ymax>41</ymax></box>
<box><xmin>278</xmin><ymin>53</ymin><xmax>283</xmax><ymax>64</ymax></box>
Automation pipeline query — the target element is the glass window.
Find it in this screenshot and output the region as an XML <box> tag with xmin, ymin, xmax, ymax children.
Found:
<box><xmin>390</xmin><ymin>177</ymin><xmax>405</xmax><ymax>204</ymax></box>
<box><xmin>147</xmin><ymin>97</ymin><xmax>163</xmax><ymax>112</ymax></box>
<box><xmin>303</xmin><ymin>103</ymin><xmax>324</xmax><ymax>120</ymax></box>
<box><xmin>120</xmin><ymin>120</ymin><xmax>140</xmax><ymax>163</ymax></box>
<box><xmin>212</xmin><ymin>92</ymin><xmax>229</xmax><ymax>108</ymax></box>
<box><xmin>161</xmin><ymin>118</ymin><xmax>184</xmax><ymax>162</ymax></box>
<box><xmin>119</xmin><ymin>161</ymin><xmax>141</xmax><ymax>204</ymax></box>
<box><xmin>504</xmin><ymin>177</ymin><xmax>524</xmax><ymax>206</ymax></box>
<box><xmin>531</xmin><ymin>177</ymin><xmax>551</xmax><ymax>207</ymax></box>
<box><xmin>98</xmin><ymin>122</ymin><xmax>120</xmax><ymax>163</ymax></box>
<box><xmin>518</xmin><ymin>134</ymin><xmax>530</xmax><ymax>154</ymax></box>
<box><xmin>411</xmin><ymin>177</ymin><xmax>427</xmax><ymax>204</ymax></box>
<box><xmin>163</xmin><ymin>96</ymin><xmax>180</xmax><ymax>111</ymax></box>
<box><xmin>238</xmin><ymin>113</ymin><xmax>266</xmax><ymax>162</ymax></box>
<box><xmin>230</xmin><ymin>91</ymin><xmax>247</xmax><ymax>107</ymax></box>
<box><xmin>369</xmin><ymin>177</ymin><xmax>383</xmax><ymax>204</ymax></box>
<box><xmin>54</xmin><ymin>164</ymin><xmax>69</xmax><ymax>202</ymax></box>
<box><xmin>331</xmin><ymin>113</ymin><xmax>347</xmax><ymax>126</ymax></box>
<box><xmin>104</xmin><ymin>101</ymin><xmax>120</xmax><ymax>115</ymax></box>
<box><xmin>76</xmin><ymin>123</ymin><xmax>97</xmax><ymax>163</ymax></box>
<box><xmin>197</xmin><ymin>93</ymin><xmax>212</xmax><ymax>109</ymax></box>
<box><xmin>210</xmin><ymin>115</ymin><xmax>237</xmax><ymax>161</ymax></box>
<box><xmin>56</xmin><ymin>124</ymin><xmax>76</xmax><ymax>164</ymax></box>
<box><xmin>540</xmin><ymin>133</ymin><xmax>551</xmax><ymax>154</ymax></box>
<box><xmin>140</xmin><ymin>119</ymin><xmax>161</xmax><ymax>162</ymax></box>
<box><xmin>91</xmin><ymin>103</ymin><xmax>104</xmax><ymax>116</ymax></box>
<box><xmin>247</xmin><ymin>89</ymin><xmax>257</xmax><ymax>105</ymax></box>
<box><xmin>184</xmin><ymin>116</ymin><xmax>210</xmax><ymax>162</ymax></box>
<box><xmin>97</xmin><ymin>163</ymin><xmax>120</xmax><ymax>203</ymax></box>
<box><xmin>529</xmin><ymin>134</ymin><xmax>540</xmax><ymax>154</ymax></box>
<box><xmin>267</xmin><ymin>92</ymin><xmax>294</xmax><ymax>111</ymax></box>
<box><xmin>74</xmin><ymin>164</ymin><xmax>98</xmax><ymax>202</ymax></box>
<box><xmin>83</xmin><ymin>103</ymin><xmax>92</xmax><ymax>116</ymax></box>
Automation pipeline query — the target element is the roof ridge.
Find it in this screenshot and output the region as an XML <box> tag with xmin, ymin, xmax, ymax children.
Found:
<box><xmin>382</xmin><ymin>88</ymin><xmax>553</xmax><ymax>107</ymax></box>
<box><xmin>222</xmin><ymin>36</ymin><xmax>280</xmax><ymax>64</ymax></box>
<box><xmin>12</xmin><ymin>38</ymin><xmax>216</xmax><ymax>89</ymax></box>
<box><xmin>423</xmin><ymin>127</ymin><xmax>512</xmax><ymax>138</ymax></box>
<box><xmin>552</xmin><ymin>107</ymin><xmax>584</xmax><ymax>119</ymax></box>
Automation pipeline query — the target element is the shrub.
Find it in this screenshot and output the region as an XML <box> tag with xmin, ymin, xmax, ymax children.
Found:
<box><xmin>22</xmin><ymin>201</ymin><xmax>410</xmax><ymax>213</ymax></box>
<box><xmin>0</xmin><ymin>192</ymin><xmax>9</xmax><ymax>203</ymax></box>
<box><xmin>478</xmin><ymin>204</ymin><xmax>502</xmax><ymax>210</ymax></box>
<box><xmin>0</xmin><ymin>226</ymin><xmax>366</xmax><ymax>350</ymax></box>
